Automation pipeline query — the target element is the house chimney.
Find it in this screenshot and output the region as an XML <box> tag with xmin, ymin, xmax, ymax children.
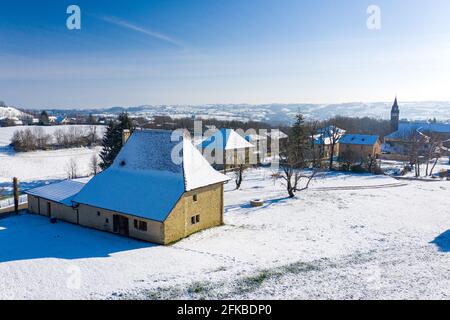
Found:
<box><xmin>122</xmin><ymin>129</ymin><xmax>131</xmax><ymax>145</ymax></box>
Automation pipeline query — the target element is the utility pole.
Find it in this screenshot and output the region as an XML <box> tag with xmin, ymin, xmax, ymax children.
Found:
<box><xmin>13</xmin><ymin>177</ymin><xmax>19</xmax><ymax>214</ymax></box>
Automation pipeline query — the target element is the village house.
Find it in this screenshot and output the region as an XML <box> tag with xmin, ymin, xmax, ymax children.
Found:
<box><xmin>199</xmin><ymin>128</ymin><xmax>255</xmax><ymax>171</ymax></box>
<box><xmin>245</xmin><ymin>133</ymin><xmax>268</xmax><ymax>164</ymax></box>
<box><xmin>338</xmin><ymin>134</ymin><xmax>382</xmax><ymax>162</ymax></box>
<box><xmin>26</xmin><ymin>130</ymin><xmax>230</xmax><ymax>244</ymax></box>
<box><xmin>314</xmin><ymin>126</ymin><xmax>346</xmax><ymax>160</ymax></box>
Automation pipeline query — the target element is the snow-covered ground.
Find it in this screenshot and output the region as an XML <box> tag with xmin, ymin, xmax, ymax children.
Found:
<box><xmin>0</xmin><ymin>125</ymin><xmax>104</xmax><ymax>195</ymax></box>
<box><xmin>0</xmin><ymin>168</ymin><xmax>449</xmax><ymax>300</ymax></box>
<box><xmin>381</xmin><ymin>157</ymin><xmax>450</xmax><ymax>179</ymax></box>
<box><xmin>0</xmin><ymin>147</ymin><xmax>101</xmax><ymax>195</ymax></box>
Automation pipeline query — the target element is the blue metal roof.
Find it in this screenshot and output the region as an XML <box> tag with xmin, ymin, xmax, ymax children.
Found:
<box><xmin>339</xmin><ymin>134</ymin><xmax>380</xmax><ymax>146</ymax></box>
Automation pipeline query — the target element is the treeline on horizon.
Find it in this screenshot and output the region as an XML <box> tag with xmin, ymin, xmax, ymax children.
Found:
<box><xmin>140</xmin><ymin>115</ymin><xmax>392</xmax><ymax>138</ymax></box>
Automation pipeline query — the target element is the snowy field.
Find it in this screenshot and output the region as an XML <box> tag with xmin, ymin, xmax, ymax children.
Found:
<box><xmin>381</xmin><ymin>157</ymin><xmax>450</xmax><ymax>179</ymax></box>
<box><xmin>0</xmin><ymin>168</ymin><xmax>449</xmax><ymax>300</ymax></box>
<box><xmin>0</xmin><ymin>126</ymin><xmax>104</xmax><ymax>195</ymax></box>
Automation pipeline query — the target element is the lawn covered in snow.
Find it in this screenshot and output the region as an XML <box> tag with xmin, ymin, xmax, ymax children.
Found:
<box><xmin>0</xmin><ymin>125</ymin><xmax>104</xmax><ymax>196</ymax></box>
<box><xmin>0</xmin><ymin>168</ymin><xmax>449</xmax><ymax>300</ymax></box>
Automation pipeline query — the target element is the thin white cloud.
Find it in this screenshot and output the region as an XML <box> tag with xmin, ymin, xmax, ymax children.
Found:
<box><xmin>100</xmin><ymin>16</ymin><xmax>185</xmax><ymax>49</ymax></box>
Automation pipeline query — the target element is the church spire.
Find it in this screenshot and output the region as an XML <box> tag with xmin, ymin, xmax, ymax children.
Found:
<box><xmin>390</xmin><ymin>97</ymin><xmax>400</xmax><ymax>132</ymax></box>
<box><xmin>392</xmin><ymin>96</ymin><xmax>399</xmax><ymax>112</ymax></box>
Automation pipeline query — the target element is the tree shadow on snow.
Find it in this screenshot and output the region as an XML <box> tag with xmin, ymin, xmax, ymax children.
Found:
<box><xmin>0</xmin><ymin>214</ymin><xmax>155</xmax><ymax>263</ymax></box>
<box><xmin>431</xmin><ymin>230</ymin><xmax>450</xmax><ymax>252</ymax></box>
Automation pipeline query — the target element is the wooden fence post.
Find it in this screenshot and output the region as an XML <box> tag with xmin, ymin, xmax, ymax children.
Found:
<box><xmin>13</xmin><ymin>177</ymin><xmax>19</xmax><ymax>214</ymax></box>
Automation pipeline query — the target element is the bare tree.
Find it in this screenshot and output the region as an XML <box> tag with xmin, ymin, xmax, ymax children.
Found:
<box><xmin>65</xmin><ymin>158</ymin><xmax>79</xmax><ymax>179</ymax></box>
<box><xmin>406</xmin><ymin>130</ymin><xmax>426</xmax><ymax>177</ymax></box>
<box><xmin>306</xmin><ymin>120</ymin><xmax>321</xmax><ymax>168</ymax></box>
<box><xmin>422</xmin><ymin>132</ymin><xmax>443</xmax><ymax>177</ymax></box>
<box><xmin>280</xmin><ymin>113</ymin><xmax>316</xmax><ymax>198</ymax></box>
<box><xmin>32</xmin><ymin>127</ymin><xmax>51</xmax><ymax>150</ymax></box>
<box><xmin>327</xmin><ymin>125</ymin><xmax>342</xmax><ymax>171</ymax></box>
<box><xmin>11</xmin><ymin>128</ymin><xmax>37</xmax><ymax>152</ymax></box>
<box><xmin>280</xmin><ymin>158</ymin><xmax>317</xmax><ymax>198</ymax></box>
<box><xmin>89</xmin><ymin>154</ymin><xmax>100</xmax><ymax>176</ymax></box>
<box><xmin>234</xmin><ymin>164</ymin><xmax>248</xmax><ymax>190</ymax></box>
<box><xmin>87</xmin><ymin>125</ymin><xmax>99</xmax><ymax>146</ymax></box>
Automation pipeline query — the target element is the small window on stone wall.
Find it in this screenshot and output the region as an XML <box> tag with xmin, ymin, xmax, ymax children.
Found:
<box><xmin>134</xmin><ymin>219</ymin><xmax>147</xmax><ymax>231</ymax></box>
<box><xmin>139</xmin><ymin>221</ymin><xmax>148</xmax><ymax>231</ymax></box>
<box><xmin>97</xmin><ymin>211</ymin><xmax>101</xmax><ymax>216</ymax></box>
<box><xmin>191</xmin><ymin>215</ymin><xmax>200</xmax><ymax>225</ymax></box>
<box><xmin>193</xmin><ymin>194</ymin><xmax>198</xmax><ymax>202</ymax></box>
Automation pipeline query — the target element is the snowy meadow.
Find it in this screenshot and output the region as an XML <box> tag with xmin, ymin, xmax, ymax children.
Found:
<box><xmin>0</xmin><ymin>126</ymin><xmax>104</xmax><ymax>196</ymax></box>
<box><xmin>0</xmin><ymin>167</ymin><xmax>449</xmax><ymax>300</ymax></box>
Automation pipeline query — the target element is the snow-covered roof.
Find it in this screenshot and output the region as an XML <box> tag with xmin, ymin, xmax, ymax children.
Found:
<box><xmin>386</xmin><ymin>122</ymin><xmax>450</xmax><ymax>140</ymax></box>
<box><xmin>245</xmin><ymin>134</ymin><xmax>267</xmax><ymax>142</ymax></box>
<box><xmin>199</xmin><ymin>129</ymin><xmax>254</xmax><ymax>151</ymax></box>
<box><xmin>339</xmin><ymin>134</ymin><xmax>380</xmax><ymax>146</ymax></box>
<box><xmin>73</xmin><ymin>130</ymin><xmax>229</xmax><ymax>222</ymax></box>
<box><xmin>314</xmin><ymin>126</ymin><xmax>346</xmax><ymax>145</ymax></box>
<box><xmin>26</xmin><ymin>180</ymin><xmax>86</xmax><ymax>206</ymax></box>
<box><xmin>263</xmin><ymin>130</ymin><xmax>288</xmax><ymax>140</ymax></box>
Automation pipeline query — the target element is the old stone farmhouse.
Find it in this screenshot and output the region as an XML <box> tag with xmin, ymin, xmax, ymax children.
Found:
<box><xmin>338</xmin><ymin>134</ymin><xmax>382</xmax><ymax>162</ymax></box>
<box><xmin>26</xmin><ymin>130</ymin><xmax>229</xmax><ymax>244</ymax></box>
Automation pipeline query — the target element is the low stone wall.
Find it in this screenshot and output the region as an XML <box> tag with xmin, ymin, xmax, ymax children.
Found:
<box><xmin>379</xmin><ymin>154</ymin><xmax>410</xmax><ymax>161</ymax></box>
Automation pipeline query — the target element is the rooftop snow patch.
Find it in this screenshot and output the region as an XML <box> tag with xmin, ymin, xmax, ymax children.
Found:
<box><xmin>73</xmin><ymin>130</ymin><xmax>229</xmax><ymax>222</ymax></box>
<box><xmin>339</xmin><ymin>134</ymin><xmax>380</xmax><ymax>146</ymax></box>
<box><xmin>199</xmin><ymin>129</ymin><xmax>255</xmax><ymax>151</ymax></box>
<box><xmin>26</xmin><ymin>180</ymin><xmax>86</xmax><ymax>206</ymax></box>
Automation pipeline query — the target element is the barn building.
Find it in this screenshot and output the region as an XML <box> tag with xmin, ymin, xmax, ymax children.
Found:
<box><xmin>26</xmin><ymin>130</ymin><xmax>229</xmax><ymax>244</ymax></box>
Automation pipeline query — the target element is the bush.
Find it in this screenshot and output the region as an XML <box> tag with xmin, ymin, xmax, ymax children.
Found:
<box><xmin>339</xmin><ymin>162</ymin><xmax>351</xmax><ymax>172</ymax></box>
<box><xmin>350</xmin><ymin>164</ymin><xmax>366</xmax><ymax>174</ymax></box>
<box><xmin>438</xmin><ymin>170</ymin><xmax>449</xmax><ymax>179</ymax></box>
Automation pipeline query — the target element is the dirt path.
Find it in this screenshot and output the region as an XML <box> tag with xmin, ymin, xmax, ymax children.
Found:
<box><xmin>309</xmin><ymin>183</ymin><xmax>408</xmax><ymax>192</ymax></box>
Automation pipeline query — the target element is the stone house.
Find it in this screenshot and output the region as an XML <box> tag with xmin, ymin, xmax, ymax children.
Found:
<box><xmin>26</xmin><ymin>130</ymin><xmax>229</xmax><ymax>244</ymax></box>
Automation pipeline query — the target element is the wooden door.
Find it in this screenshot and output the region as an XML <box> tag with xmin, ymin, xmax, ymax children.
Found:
<box><xmin>47</xmin><ymin>202</ymin><xmax>51</xmax><ymax>217</ymax></box>
<box><xmin>113</xmin><ymin>215</ymin><xmax>129</xmax><ymax>236</ymax></box>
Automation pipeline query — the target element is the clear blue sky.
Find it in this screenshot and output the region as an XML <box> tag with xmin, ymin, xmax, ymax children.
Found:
<box><xmin>1</xmin><ymin>0</ymin><xmax>450</xmax><ymax>109</ymax></box>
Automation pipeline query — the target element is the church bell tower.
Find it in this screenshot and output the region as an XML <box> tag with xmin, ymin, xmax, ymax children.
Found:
<box><xmin>391</xmin><ymin>97</ymin><xmax>400</xmax><ymax>132</ymax></box>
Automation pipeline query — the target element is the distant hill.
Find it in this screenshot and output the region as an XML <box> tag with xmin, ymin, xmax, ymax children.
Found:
<box><xmin>24</xmin><ymin>101</ymin><xmax>450</xmax><ymax>125</ymax></box>
<box><xmin>0</xmin><ymin>106</ymin><xmax>30</xmax><ymax>120</ymax></box>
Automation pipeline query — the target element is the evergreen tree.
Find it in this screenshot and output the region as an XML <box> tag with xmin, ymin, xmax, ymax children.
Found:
<box><xmin>87</xmin><ymin>113</ymin><xmax>97</xmax><ymax>125</ymax></box>
<box><xmin>39</xmin><ymin>111</ymin><xmax>49</xmax><ymax>125</ymax></box>
<box><xmin>99</xmin><ymin>113</ymin><xmax>134</xmax><ymax>170</ymax></box>
<box><xmin>289</xmin><ymin>113</ymin><xmax>310</xmax><ymax>167</ymax></box>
